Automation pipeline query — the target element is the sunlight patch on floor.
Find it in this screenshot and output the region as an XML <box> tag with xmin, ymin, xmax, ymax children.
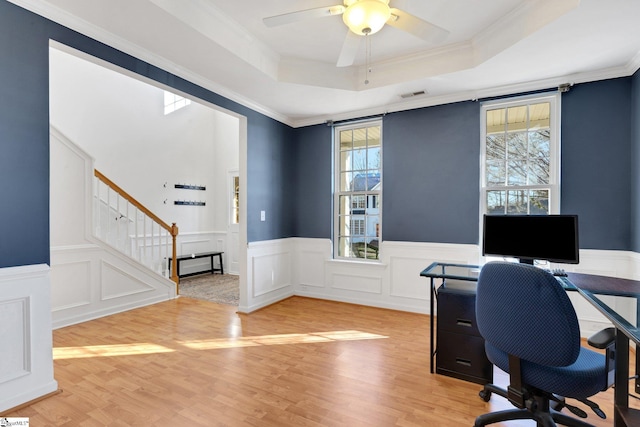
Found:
<box><xmin>53</xmin><ymin>331</ymin><xmax>388</xmax><ymax>358</ymax></box>
<box><xmin>179</xmin><ymin>330</ymin><xmax>388</xmax><ymax>350</ymax></box>
<box><xmin>54</xmin><ymin>343</ymin><xmax>175</xmax><ymax>359</ymax></box>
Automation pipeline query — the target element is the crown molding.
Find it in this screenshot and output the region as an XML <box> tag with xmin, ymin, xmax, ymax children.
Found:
<box><xmin>627</xmin><ymin>50</ymin><xmax>640</xmax><ymax>77</ymax></box>
<box><xmin>291</xmin><ymin>62</ymin><xmax>639</xmax><ymax>128</ymax></box>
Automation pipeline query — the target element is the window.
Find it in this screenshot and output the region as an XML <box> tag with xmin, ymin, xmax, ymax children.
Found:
<box><xmin>232</xmin><ymin>176</ymin><xmax>239</xmax><ymax>225</ymax></box>
<box><xmin>481</xmin><ymin>94</ymin><xmax>560</xmax><ymax>217</ymax></box>
<box><xmin>334</xmin><ymin>121</ymin><xmax>382</xmax><ymax>260</ymax></box>
<box><xmin>164</xmin><ymin>90</ymin><xmax>191</xmax><ymax>115</ymax></box>
<box><xmin>351</xmin><ymin>218</ymin><xmax>365</xmax><ymax>236</ymax></box>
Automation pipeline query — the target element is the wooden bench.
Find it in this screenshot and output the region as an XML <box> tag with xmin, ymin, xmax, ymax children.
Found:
<box><xmin>170</xmin><ymin>251</ymin><xmax>224</xmax><ymax>278</ymax></box>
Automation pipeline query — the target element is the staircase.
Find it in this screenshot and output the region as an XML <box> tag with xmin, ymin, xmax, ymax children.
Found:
<box><xmin>50</xmin><ymin>126</ymin><xmax>179</xmax><ymax>329</ymax></box>
<box><xmin>93</xmin><ymin>169</ymin><xmax>179</xmax><ymax>284</ymax></box>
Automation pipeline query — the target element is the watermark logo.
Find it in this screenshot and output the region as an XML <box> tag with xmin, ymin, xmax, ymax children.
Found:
<box><xmin>0</xmin><ymin>418</ymin><xmax>29</xmax><ymax>427</ymax></box>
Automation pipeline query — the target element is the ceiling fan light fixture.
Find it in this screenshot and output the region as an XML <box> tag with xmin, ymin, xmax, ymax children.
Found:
<box><xmin>343</xmin><ymin>0</ymin><xmax>391</xmax><ymax>36</ymax></box>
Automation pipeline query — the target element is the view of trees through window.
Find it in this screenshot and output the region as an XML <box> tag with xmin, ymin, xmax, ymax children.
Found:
<box><xmin>483</xmin><ymin>98</ymin><xmax>556</xmax><ymax>215</ymax></box>
<box><xmin>335</xmin><ymin>122</ymin><xmax>382</xmax><ymax>260</ymax></box>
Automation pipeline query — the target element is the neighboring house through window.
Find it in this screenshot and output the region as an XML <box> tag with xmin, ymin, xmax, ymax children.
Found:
<box><xmin>334</xmin><ymin>120</ymin><xmax>382</xmax><ymax>260</ymax></box>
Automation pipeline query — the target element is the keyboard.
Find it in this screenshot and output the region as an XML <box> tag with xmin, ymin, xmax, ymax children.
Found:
<box><xmin>551</xmin><ymin>268</ymin><xmax>567</xmax><ymax>277</ymax></box>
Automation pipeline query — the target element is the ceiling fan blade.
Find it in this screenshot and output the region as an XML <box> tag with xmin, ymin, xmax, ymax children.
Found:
<box><xmin>387</xmin><ymin>8</ymin><xmax>449</xmax><ymax>44</ymax></box>
<box><xmin>263</xmin><ymin>5</ymin><xmax>344</xmax><ymax>28</ymax></box>
<box><xmin>336</xmin><ymin>31</ymin><xmax>362</xmax><ymax>67</ymax></box>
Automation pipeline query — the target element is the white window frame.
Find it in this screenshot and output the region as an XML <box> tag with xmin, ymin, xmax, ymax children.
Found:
<box><xmin>333</xmin><ymin>119</ymin><xmax>382</xmax><ymax>261</ymax></box>
<box><xmin>480</xmin><ymin>93</ymin><xmax>561</xmax><ymax>258</ymax></box>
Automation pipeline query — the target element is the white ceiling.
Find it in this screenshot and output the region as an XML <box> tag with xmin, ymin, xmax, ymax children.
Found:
<box><xmin>11</xmin><ymin>0</ymin><xmax>640</xmax><ymax>127</ymax></box>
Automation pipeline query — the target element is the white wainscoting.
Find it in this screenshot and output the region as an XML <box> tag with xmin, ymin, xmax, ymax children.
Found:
<box><xmin>291</xmin><ymin>238</ymin><xmax>479</xmax><ymax>313</ymax></box>
<box><xmin>50</xmin><ymin>244</ymin><xmax>177</xmax><ymax>329</ymax></box>
<box><xmin>239</xmin><ymin>239</ymin><xmax>294</xmax><ymax>313</ymax></box>
<box><xmin>0</xmin><ymin>264</ymin><xmax>58</xmax><ymax>412</ymax></box>
<box><xmin>244</xmin><ymin>237</ymin><xmax>639</xmax><ymax>338</ymax></box>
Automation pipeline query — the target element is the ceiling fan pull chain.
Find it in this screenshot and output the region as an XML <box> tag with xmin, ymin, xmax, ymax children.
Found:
<box><xmin>365</xmin><ymin>32</ymin><xmax>371</xmax><ymax>85</ymax></box>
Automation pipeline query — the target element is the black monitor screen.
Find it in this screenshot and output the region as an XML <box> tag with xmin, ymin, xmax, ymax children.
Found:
<box><xmin>482</xmin><ymin>214</ymin><xmax>579</xmax><ymax>264</ymax></box>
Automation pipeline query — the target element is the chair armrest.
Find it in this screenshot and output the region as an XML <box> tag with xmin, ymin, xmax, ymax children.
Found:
<box><xmin>587</xmin><ymin>327</ymin><xmax>616</xmax><ymax>349</ymax></box>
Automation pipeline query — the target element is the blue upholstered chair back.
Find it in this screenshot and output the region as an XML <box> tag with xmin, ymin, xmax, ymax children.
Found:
<box><xmin>476</xmin><ymin>262</ymin><xmax>581</xmax><ymax>367</ymax></box>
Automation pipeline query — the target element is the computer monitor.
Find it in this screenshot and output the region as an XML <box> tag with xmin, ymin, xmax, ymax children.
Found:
<box><xmin>482</xmin><ymin>214</ymin><xmax>579</xmax><ymax>264</ymax></box>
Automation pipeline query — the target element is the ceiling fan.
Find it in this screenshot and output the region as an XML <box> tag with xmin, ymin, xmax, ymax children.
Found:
<box><xmin>263</xmin><ymin>0</ymin><xmax>449</xmax><ymax>67</ymax></box>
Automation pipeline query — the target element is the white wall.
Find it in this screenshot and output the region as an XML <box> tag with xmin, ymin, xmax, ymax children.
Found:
<box><xmin>49</xmin><ymin>45</ymin><xmax>239</xmax><ymax>274</ymax></box>
<box><xmin>49</xmin><ymin>46</ymin><xmax>238</xmax><ymax>235</ymax></box>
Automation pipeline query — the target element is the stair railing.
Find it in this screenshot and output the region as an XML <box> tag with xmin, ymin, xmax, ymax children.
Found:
<box><xmin>93</xmin><ymin>169</ymin><xmax>179</xmax><ymax>286</ymax></box>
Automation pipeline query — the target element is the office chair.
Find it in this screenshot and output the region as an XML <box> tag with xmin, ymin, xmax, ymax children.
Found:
<box><xmin>474</xmin><ymin>262</ymin><xmax>615</xmax><ymax>427</ymax></box>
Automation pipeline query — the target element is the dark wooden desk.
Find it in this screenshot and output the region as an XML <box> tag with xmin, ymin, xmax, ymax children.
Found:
<box><xmin>421</xmin><ymin>264</ymin><xmax>640</xmax><ymax>427</ymax></box>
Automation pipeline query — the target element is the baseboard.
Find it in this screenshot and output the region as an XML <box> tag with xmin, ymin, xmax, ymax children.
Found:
<box><xmin>0</xmin><ymin>388</ymin><xmax>62</xmax><ymax>416</ymax></box>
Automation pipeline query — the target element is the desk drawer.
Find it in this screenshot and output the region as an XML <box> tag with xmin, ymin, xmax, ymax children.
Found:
<box><xmin>436</xmin><ymin>331</ymin><xmax>492</xmax><ymax>385</ymax></box>
<box><xmin>437</xmin><ymin>286</ymin><xmax>480</xmax><ymax>336</ymax></box>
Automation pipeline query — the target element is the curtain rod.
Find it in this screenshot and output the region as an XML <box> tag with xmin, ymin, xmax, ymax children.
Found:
<box><xmin>325</xmin><ymin>113</ymin><xmax>386</xmax><ymax>127</ymax></box>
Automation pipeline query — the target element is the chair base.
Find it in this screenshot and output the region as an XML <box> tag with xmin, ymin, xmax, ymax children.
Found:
<box><xmin>474</xmin><ymin>407</ymin><xmax>595</xmax><ymax>427</ymax></box>
<box><xmin>475</xmin><ymin>385</ymin><xmax>596</xmax><ymax>427</ymax></box>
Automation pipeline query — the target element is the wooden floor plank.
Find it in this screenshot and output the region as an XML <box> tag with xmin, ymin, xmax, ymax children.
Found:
<box><xmin>3</xmin><ymin>296</ymin><xmax>637</xmax><ymax>425</ymax></box>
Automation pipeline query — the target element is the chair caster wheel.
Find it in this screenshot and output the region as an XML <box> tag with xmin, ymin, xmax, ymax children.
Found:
<box><xmin>479</xmin><ymin>389</ymin><xmax>491</xmax><ymax>402</ymax></box>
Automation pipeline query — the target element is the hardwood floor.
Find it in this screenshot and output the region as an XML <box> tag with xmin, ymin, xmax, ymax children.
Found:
<box><xmin>4</xmin><ymin>296</ymin><xmax>636</xmax><ymax>426</ymax></box>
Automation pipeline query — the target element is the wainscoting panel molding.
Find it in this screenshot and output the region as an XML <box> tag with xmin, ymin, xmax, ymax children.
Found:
<box><xmin>100</xmin><ymin>259</ymin><xmax>156</xmax><ymax>300</ymax></box>
<box><xmin>51</xmin><ymin>244</ymin><xmax>177</xmax><ymax>329</ymax></box>
<box><xmin>241</xmin><ymin>240</ymin><xmax>294</xmax><ymax>313</ymax></box>
<box><xmin>389</xmin><ymin>256</ymin><xmax>430</xmax><ymax>300</ymax></box>
<box><xmin>331</xmin><ymin>272</ymin><xmax>383</xmax><ymax>294</ymax></box>
<box><xmin>0</xmin><ymin>298</ymin><xmax>29</xmax><ymax>383</ymax></box>
<box><xmin>252</xmin><ymin>251</ymin><xmax>291</xmax><ymax>297</ymax></box>
<box><xmin>50</xmin><ymin>258</ymin><xmax>92</xmax><ymax>311</ymax></box>
<box><xmin>0</xmin><ymin>264</ymin><xmax>58</xmax><ymax>413</ymax></box>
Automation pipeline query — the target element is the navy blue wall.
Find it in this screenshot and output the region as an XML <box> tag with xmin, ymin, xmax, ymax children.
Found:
<box><xmin>293</xmin><ymin>124</ymin><xmax>332</xmax><ymax>238</ymax></box>
<box><xmin>383</xmin><ymin>102</ymin><xmax>480</xmax><ymax>243</ymax></box>
<box><xmin>0</xmin><ymin>0</ymin><xmax>294</xmax><ymax>268</ymax></box>
<box><xmin>561</xmin><ymin>78</ymin><xmax>632</xmax><ymax>250</ymax></box>
<box><xmin>632</xmin><ymin>70</ymin><xmax>640</xmax><ymax>251</ymax></box>
<box><xmin>0</xmin><ymin>3</ymin><xmax>52</xmax><ymax>268</ymax></box>
<box><xmin>247</xmin><ymin>116</ymin><xmax>297</xmax><ymax>242</ymax></box>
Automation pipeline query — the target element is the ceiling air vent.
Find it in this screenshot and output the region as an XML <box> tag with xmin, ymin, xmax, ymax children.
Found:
<box><xmin>400</xmin><ymin>90</ymin><xmax>427</xmax><ymax>99</ymax></box>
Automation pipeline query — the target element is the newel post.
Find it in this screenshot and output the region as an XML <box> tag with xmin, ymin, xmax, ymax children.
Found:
<box><xmin>171</xmin><ymin>223</ymin><xmax>179</xmax><ymax>291</ymax></box>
